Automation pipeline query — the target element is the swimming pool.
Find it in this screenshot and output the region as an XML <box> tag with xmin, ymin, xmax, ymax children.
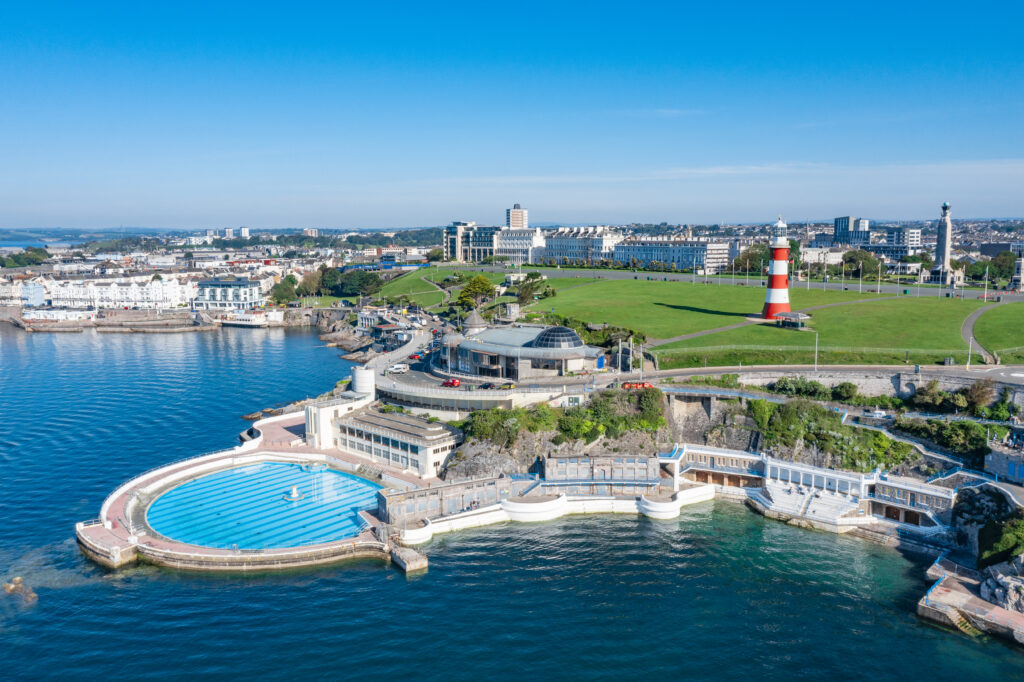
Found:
<box><xmin>146</xmin><ymin>462</ymin><xmax>381</xmax><ymax>549</ymax></box>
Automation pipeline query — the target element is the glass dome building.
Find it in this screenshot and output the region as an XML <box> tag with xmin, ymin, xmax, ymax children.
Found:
<box><xmin>440</xmin><ymin>322</ymin><xmax>605</xmax><ymax>380</ymax></box>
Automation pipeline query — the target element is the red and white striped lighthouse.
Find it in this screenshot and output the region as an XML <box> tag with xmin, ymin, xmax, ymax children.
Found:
<box><xmin>761</xmin><ymin>217</ymin><xmax>792</xmax><ymax>319</ymax></box>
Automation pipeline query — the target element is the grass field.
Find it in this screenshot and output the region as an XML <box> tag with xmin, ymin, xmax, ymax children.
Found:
<box><xmin>974</xmin><ymin>302</ymin><xmax>1024</xmax><ymax>363</ymax></box>
<box><xmin>652</xmin><ymin>297</ymin><xmax>986</xmax><ymax>368</ymax></box>
<box><xmin>378</xmin><ymin>267</ymin><xmax>508</xmax><ymax>308</ymax></box>
<box><xmin>530</xmin><ymin>279</ymin><xmax>896</xmax><ymax>339</ymax></box>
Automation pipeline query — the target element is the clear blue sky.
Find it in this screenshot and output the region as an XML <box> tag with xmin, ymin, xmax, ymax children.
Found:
<box><xmin>1</xmin><ymin>2</ymin><xmax>1022</xmax><ymax>229</ymax></box>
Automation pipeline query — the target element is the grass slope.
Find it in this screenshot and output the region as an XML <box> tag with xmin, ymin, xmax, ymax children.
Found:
<box><xmin>532</xmin><ymin>279</ymin><xmax>894</xmax><ymax>339</ymax></box>
<box><xmin>974</xmin><ymin>302</ymin><xmax>1024</xmax><ymax>363</ymax></box>
<box><xmin>654</xmin><ymin>297</ymin><xmax>985</xmax><ymax>368</ymax></box>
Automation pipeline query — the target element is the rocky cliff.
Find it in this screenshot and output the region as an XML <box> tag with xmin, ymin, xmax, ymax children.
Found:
<box><xmin>981</xmin><ymin>556</ymin><xmax>1024</xmax><ymax>614</ymax></box>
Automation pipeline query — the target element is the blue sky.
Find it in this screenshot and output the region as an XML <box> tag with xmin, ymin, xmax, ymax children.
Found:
<box><xmin>1</xmin><ymin>2</ymin><xmax>1022</xmax><ymax>229</ymax></box>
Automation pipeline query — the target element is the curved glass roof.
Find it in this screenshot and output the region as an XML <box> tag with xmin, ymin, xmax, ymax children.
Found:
<box><xmin>532</xmin><ymin>326</ymin><xmax>583</xmax><ymax>349</ymax></box>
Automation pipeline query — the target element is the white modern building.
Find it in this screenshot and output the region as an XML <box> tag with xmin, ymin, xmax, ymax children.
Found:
<box><xmin>192</xmin><ymin>278</ymin><xmax>265</xmax><ymax>310</ymax></box>
<box><xmin>442</xmin><ymin>221</ymin><xmax>503</xmax><ymax>262</ymax></box>
<box><xmin>543</xmin><ymin>226</ymin><xmax>624</xmax><ymax>265</ymax></box>
<box><xmin>223</xmin><ymin>227</ymin><xmax>234</xmax><ymax>239</ymax></box>
<box><xmin>494</xmin><ymin>227</ymin><xmax>546</xmax><ymax>265</ymax></box>
<box><xmin>613</xmin><ymin>238</ymin><xmax>731</xmax><ymax>273</ymax></box>
<box><xmin>239</xmin><ymin>227</ymin><xmax>250</xmax><ymax>238</ymax></box>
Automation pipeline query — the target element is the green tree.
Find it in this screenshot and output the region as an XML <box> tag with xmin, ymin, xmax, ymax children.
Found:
<box><xmin>842</xmin><ymin>250</ymin><xmax>880</xmax><ymax>278</ymax></box>
<box><xmin>426</xmin><ymin>248</ymin><xmax>444</xmax><ymax>262</ymax></box>
<box><xmin>270</xmin><ymin>280</ymin><xmax>297</xmax><ymax>303</ymax></box>
<box><xmin>296</xmin><ymin>270</ymin><xmax>322</xmax><ymax>297</ymax></box>
<box><xmin>456</xmin><ymin>275</ymin><xmax>496</xmax><ymax>308</ymax></box>
<box><xmin>831</xmin><ymin>382</ymin><xmax>858</xmax><ymax>402</ymax></box>
<box><xmin>963</xmin><ymin>379</ymin><xmax>996</xmax><ymax>413</ymax></box>
<box><xmin>992</xmin><ymin>251</ymin><xmax>1018</xmax><ymax>279</ymax></box>
<box><xmin>320</xmin><ymin>267</ymin><xmax>341</xmax><ymax>294</ymax></box>
<box><xmin>732</xmin><ymin>244</ymin><xmax>769</xmax><ymax>272</ymax></box>
<box><xmin>151</xmin><ymin>273</ymin><xmax>163</xmax><ymax>281</ymax></box>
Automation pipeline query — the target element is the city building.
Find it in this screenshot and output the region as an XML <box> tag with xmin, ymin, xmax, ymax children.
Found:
<box><xmin>440</xmin><ymin>314</ymin><xmax>606</xmax><ymax>379</ymax></box>
<box><xmin>192</xmin><ymin>277</ymin><xmax>265</xmax><ymax>310</ymax></box>
<box><xmin>887</xmin><ymin>227</ymin><xmax>922</xmax><ymax>248</ymax></box>
<box><xmin>47</xmin><ymin>277</ymin><xmax>197</xmax><ymax>309</ymax></box>
<box><xmin>506</xmin><ymin>203</ymin><xmax>528</xmax><ymax>230</ymax></box>
<box><xmin>543</xmin><ymin>226</ymin><xmax>623</xmax><ymax>265</ymax></box>
<box><xmin>223</xmin><ymin>227</ymin><xmax>234</xmax><ymax>239</ymax></box>
<box><xmin>494</xmin><ymin>226</ymin><xmax>546</xmax><ymax>265</ymax></box>
<box><xmin>833</xmin><ymin>216</ymin><xmax>870</xmax><ymax>245</ymax></box>
<box><xmin>979</xmin><ymin>242</ymin><xmax>1024</xmax><ymax>258</ymax></box>
<box><xmin>20</xmin><ymin>281</ymin><xmax>46</xmax><ymax>307</ymax></box>
<box><xmin>239</xmin><ymin>227</ymin><xmax>251</xmax><ymax>238</ymax></box>
<box><xmin>303</xmin><ymin>228</ymin><xmax>320</xmax><ymax>238</ymax></box>
<box><xmin>612</xmin><ymin>238</ymin><xmax>730</xmax><ymax>273</ymax></box>
<box><xmin>442</xmin><ymin>221</ymin><xmax>502</xmax><ymax>262</ymax></box>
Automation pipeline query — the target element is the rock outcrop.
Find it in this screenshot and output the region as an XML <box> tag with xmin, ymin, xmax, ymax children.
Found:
<box><xmin>981</xmin><ymin>556</ymin><xmax>1024</xmax><ymax>614</ymax></box>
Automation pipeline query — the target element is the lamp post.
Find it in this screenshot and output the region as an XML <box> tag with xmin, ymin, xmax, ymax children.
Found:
<box><xmin>814</xmin><ymin>330</ymin><xmax>819</xmax><ymax>371</ymax></box>
<box><xmin>877</xmin><ymin>261</ymin><xmax>882</xmax><ymax>294</ymax></box>
<box><xmin>983</xmin><ymin>264</ymin><xmax>989</xmax><ymax>301</ymax></box>
<box><xmin>745</xmin><ymin>259</ymin><xmax>749</xmax><ymax>286</ymax></box>
<box><xmin>858</xmin><ymin>261</ymin><xmax>863</xmax><ymax>294</ymax></box>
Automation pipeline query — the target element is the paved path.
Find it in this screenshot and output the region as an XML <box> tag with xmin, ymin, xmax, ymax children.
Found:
<box><xmin>420</xmin><ymin>275</ymin><xmax>451</xmax><ymax>309</ymax></box>
<box><xmin>650</xmin><ymin>296</ymin><xmax>894</xmax><ymax>346</ymax></box>
<box><xmin>960</xmin><ymin>302</ymin><xmax>1004</xmax><ymax>365</ymax></box>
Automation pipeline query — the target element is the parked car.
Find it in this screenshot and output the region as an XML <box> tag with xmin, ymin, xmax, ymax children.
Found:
<box><xmin>441</xmin><ymin>378</ymin><xmax>461</xmax><ymax>388</ymax></box>
<box><xmin>478</xmin><ymin>382</ymin><xmax>496</xmax><ymax>390</ymax></box>
<box><xmin>622</xmin><ymin>382</ymin><xmax>654</xmax><ymax>390</ymax></box>
<box><xmin>500</xmin><ymin>382</ymin><xmax>516</xmax><ymax>390</ymax></box>
<box><xmin>408</xmin><ymin>353</ymin><xmax>422</xmax><ymax>360</ymax></box>
<box><xmin>388</xmin><ymin>363</ymin><xmax>409</xmax><ymax>374</ymax></box>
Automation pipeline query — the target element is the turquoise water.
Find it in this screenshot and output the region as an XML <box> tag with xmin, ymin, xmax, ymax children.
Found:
<box><xmin>2</xmin><ymin>324</ymin><xmax>1024</xmax><ymax>679</ymax></box>
<box><xmin>146</xmin><ymin>462</ymin><xmax>380</xmax><ymax>549</ymax></box>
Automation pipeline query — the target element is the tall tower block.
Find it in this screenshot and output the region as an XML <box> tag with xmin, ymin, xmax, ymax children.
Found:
<box><xmin>761</xmin><ymin>217</ymin><xmax>792</xmax><ymax>319</ymax></box>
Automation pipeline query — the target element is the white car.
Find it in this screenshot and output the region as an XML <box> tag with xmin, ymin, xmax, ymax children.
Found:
<box><xmin>388</xmin><ymin>363</ymin><xmax>410</xmax><ymax>374</ymax></box>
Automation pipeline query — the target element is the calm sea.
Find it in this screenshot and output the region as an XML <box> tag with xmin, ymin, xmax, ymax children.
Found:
<box><xmin>1</xmin><ymin>324</ymin><xmax>1022</xmax><ymax>679</ymax></box>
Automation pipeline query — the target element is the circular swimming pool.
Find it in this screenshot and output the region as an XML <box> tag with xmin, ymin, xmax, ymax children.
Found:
<box><xmin>146</xmin><ymin>462</ymin><xmax>381</xmax><ymax>550</ymax></box>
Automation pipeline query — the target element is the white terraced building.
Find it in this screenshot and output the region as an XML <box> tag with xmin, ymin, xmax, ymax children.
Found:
<box><xmin>47</xmin><ymin>277</ymin><xmax>198</xmax><ymax>309</ymax></box>
<box><xmin>612</xmin><ymin>238</ymin><xmax>731</xmax><ymax>273</ymax></box>
<box><xmin>494</xmin><ymin>227</ymin><xmax>546</xmax><ymax>265</ymax></box>
<box><xmin>543</xmin><ymin>226</ymin><xmax>623</xmax><ymax>265</ymax></box>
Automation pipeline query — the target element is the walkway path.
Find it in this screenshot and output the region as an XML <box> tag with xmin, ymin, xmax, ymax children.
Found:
<box><xmin>420</xmin><ymin>275</ymin><xmax>451</xmax><ymax>309</ymax></box>
<box><xmin>961</xmin><ymin>302</ymin><xmax>1004</xmax><ymax>365</ymax></box>
<box><xmin>651</xmin><ymin>296</ymin><xmax>893</xmax><ymax>346</ymax></box>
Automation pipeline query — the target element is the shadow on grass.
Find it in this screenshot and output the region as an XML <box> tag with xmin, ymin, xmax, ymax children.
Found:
<box><xmin>653</xmin><ymin>302</ymin><xmax>751</xmax><ymax>318</ymax></box>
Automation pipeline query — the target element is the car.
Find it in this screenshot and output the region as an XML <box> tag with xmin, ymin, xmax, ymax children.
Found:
<box><xmin>478</xmin><ymin>382</ymin><xmax>496</xmax><ymax>390</ymax></box>
<box><xmin>388</xmin><ymin>363</ymin><xmax>409</xmax><ymax>374</ymax></box>
<box><xmin>499</xmin><ymin>382</ymin><xmax>516</xmax><ymax>390</ymax></box>
<box><xmin>622</xmin><ymin>382</ymin><xmax>654</xmax><ymax>390</ymax></box>
<box><xmin>408</xmin><ymin>353</ymin><xmax>422</xmax><ymax>360</ymax></box>
<box><xmin>441</xmin><ymin>378</ymin><xmax>461</xmax><ymax>388</ymax></box>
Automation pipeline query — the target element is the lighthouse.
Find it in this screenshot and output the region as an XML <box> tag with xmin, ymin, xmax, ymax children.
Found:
<box><xmin>761</xmin><ymin>216</ymin><xmax>792</xmax><ymax>319</ymax></box>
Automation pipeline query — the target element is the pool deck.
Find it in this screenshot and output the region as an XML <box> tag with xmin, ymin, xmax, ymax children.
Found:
<box><xmin>77</xmin><ymin>413</ymin><xmax>438</xmax><ymax>572</ymax></box>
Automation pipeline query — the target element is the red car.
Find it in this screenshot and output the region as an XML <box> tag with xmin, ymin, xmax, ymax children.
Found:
<box><xmin>441</xmin><ymin>378</ymin><xmax>461</xmax><ymax>388</ymax></box>
<box><xmin>408</xmin><ymin>353</ymin><xmax>422</xmax><ymax>360</ymax></box>
<box><xmin>622</xmin><ymin>382</ymin><xmax>654</xmax><ymax>390</ymax></box>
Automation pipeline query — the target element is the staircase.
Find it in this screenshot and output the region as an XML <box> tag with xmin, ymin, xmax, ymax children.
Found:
<box><xmin>951</xmin><ymin>611</ymin><xmax>984</xmax><ymax>638</ymax></box>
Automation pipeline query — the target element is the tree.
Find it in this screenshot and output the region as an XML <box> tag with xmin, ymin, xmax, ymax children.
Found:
<box><xmin>456</xmin><ymin>275</ymin><xmax>496</xmax><ymax>308</ymax></box>
<box><xmin>270</xmin><ymin>280</ymin><xmax>297</xmax><ymax>304</ymax></box>
<box><xmin>332</xmin><ymin>270</ymin><xmax>382</xmax><ymax>297</ymax></box>
<box><xmin>842</xmin><ymin>250</ymin><xmax>879</xmax><ymax>278</ymax></box>
<box><xmin>151</xmin><ymin>273</ymin><xmax>163</xmax><ymax>281</ymax></box>
<box><xmin>426</xmin><ymin>248</ymin><xmax>444</xmax><ymax>262</ymax></box>
<box><xmin>320</xmin><ymin>267</ymin><xmax>341</xmax><ymax>294</ymax></box>
<box><xmin>733</xmin><ymin>244</ymin><xmax>768</xmax><ymax>272</ymax></box>
<box><xmin>963</xmin><ymin>379</ymin><xmax>996</xmax><ymax>412</ymax></box>
<box><xmin>992</xmin><ymin>251</ymin><xmax>1018</xmax><ymax>279</ymax></box>
<box><xmin>831</xmin><ymin>382</ymin><xmax>858</xmax><ymax>402</ymax></box>
<box><xmin>788</xmin><ymin>238</ymin><xmax>802</xmax><ymax>270</ymax></box>
<box><xmin>296</xmin><ymin>270</ymin><xmax>322</xmax><ymax>297</ymax></box>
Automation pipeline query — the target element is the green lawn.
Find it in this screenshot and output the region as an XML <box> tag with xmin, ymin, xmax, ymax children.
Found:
<box><xmin>529</xmin><ymin>278</ymin><xmax>894</xmax><ymax>340</ymax></box>
<box><xmin>296</xmin><ymin>295</ymin><xmax>350</xmax><ymax>307</ymax></box>
<box><xmin>974</xmin><ymin>302</ymin><xmax>1024</xmax><ymax>363</ymax></box>
<box><xmin>653</xmin><ymin>297</ymin><xmax>986</xmax><ymax>368</ymax></box>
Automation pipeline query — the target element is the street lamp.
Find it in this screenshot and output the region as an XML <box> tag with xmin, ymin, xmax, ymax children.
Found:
<box><xmin>858</xmin><ymin>260</ymin><xmax>863</xmax><ymax>294</ymax></box>
<box><xmin>877</xmin><ymin>261</ymin><xmax>882</xmax><ymax>294</ymax></box>
<box><xmin>814</xmin><ymin>330</ymin><xmax>819</xmax><ymax>371</ymax></box>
